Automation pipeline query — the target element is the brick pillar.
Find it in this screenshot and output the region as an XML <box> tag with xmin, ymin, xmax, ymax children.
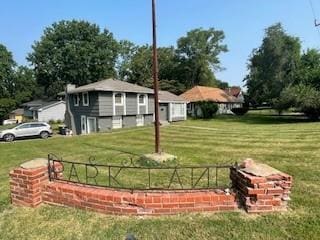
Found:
<box><xmin>9</xmin><ymin>159</ymin><xmax>49</xmax><ymax>207</ymax></box>
<box><xmin>231</xmin><ymin>160</ymin><xmax>293</xmax><ymax>213</ymax></box>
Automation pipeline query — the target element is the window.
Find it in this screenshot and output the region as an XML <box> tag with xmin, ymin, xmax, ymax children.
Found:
<box><xmin>30</xmin><ymin>123</ymin><xmax>46</xmax><ymax>128</ymax></box>
<box><xmin>114</xmin><ymin>93</ymin><xmax>124</xmax><ymax>105</ymax></box>
<box><xmin>139</xmin><ymin>94</ymin><xmax>146</xmax><ymax>105</ymax></box>
<box><xmin>82</xmin><ymin>92</ymin><xmax>89</xmax><ymax>106</ymax></box>
<box><xmin>171</xmin><ymin>103</ymin><xmax>185</xmax><ymax>118</ymax></box>
<box><xmin>16</xmin><ymin>124</ymin><xmax>31</xmax><ymax>129</ymax></box>
<box><xmin>73</xmin><ymin>94</ymin><xmax>80</xmax><ymax>106</ymax></box>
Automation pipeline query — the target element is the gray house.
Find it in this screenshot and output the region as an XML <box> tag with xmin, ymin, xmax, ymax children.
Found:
<box><xmin>22</xmin><ymin>100</ymin><xmax>66</xmax><ymax>122</ymax></box>
<box><xmin>158</xmin><ymin>91</ymin><xmax>188</xmax><ymax>122</ymax></box>
<box><xmin>66</xmin><ymin>79</ymin><xmax>155</xmax><ymax>135</ymax></box>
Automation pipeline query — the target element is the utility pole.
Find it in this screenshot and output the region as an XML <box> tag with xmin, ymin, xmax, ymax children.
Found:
<box><xmin>152</xmin><ymin>0</ymin><xmax>161</xmax><ymax>153</ymax></box>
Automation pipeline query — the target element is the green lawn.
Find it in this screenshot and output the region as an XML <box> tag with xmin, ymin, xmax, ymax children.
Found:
<box><xmin>0</xmin><ymin>114</ymin><xmax>320</xmax><ymax>239</ymax></box>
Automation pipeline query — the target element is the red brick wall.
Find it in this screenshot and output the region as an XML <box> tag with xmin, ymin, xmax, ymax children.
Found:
<box><xmin>9</xmin><ymin>166</ymin><xmax>49</xmax><ymax>207</ymax></box>
<box><xmin>9</xmin><ymin>160</ymin><xmax>292</xmax><ymax>215</ymax></box>
<box><xmin>42</xmin><ymin>183</ymin><xmax>237</xmax><ymax>215</ymax></box>
<box><xmin>230</xmin><ymin>167</ymin><xmax>293</xmax><ymax>213</ymax></box>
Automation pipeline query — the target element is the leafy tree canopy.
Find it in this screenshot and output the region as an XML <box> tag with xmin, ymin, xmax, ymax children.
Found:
<box><xmin>245</xmin><ymin>23</ymin><xmax>301</xmax><ymax>105</ymax></box>
<box><xmin>28</xmin><ymin>20</ymin><xmax>119</xmax><ymax>97</ymax></box>
<box><xmin>0</xmin><ymin>44</ymin><xmax>15</xmax><ymax>98</ymax></box>
<box><xmin>176</xmin><ymin>28</ymin><xmax>228</xmax><ymax>88</ymax></box>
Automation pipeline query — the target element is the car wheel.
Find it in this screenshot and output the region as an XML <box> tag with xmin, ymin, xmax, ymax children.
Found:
<box><xmin>3</xmin><ymin>134</ymin><xmax>15</xmax><ymax>142</ymax></box>
<box><xmin>40</xmin><ymin>131</ymin><xmax>49</xmax><ymax>139</ymax></box>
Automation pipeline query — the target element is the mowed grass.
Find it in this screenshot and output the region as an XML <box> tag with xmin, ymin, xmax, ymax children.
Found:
<box><xmin>0</xmin><ymin>114</ymin><xmax>320</xmax><ymax>239</ymax></box>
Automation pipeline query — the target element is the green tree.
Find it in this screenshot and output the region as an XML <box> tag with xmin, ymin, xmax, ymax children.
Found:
<box><xmin>245</xmin><ymin>23</ymin><xmax>301</xmax><ymax>105</ymax></box>
<box><xmin>176</xmin><ymin>28</ymin><xmax>228</xmax><ymax>88</ymax></box>
<box><xmin>0</xmin><ymin>44</ymin><xmax>15</xmax><ymax>98</ymax></box>
<box><xmin>295</xmin><ymin>49</ymin><xmax>320</xmax><ymax>90</ymax></box>
<box><xmin>0</xmin><ymin>98</ymin><xmax>16</xmax><ymax>122</ymax></box>
<box><xmin>12</xmin><ymin>66</ymin><xmax>40</xmax><ymax>105</ymax></box>
<box><xmin>123</xmin><ymin>45</ymin><xmax>184</xmax><ymax>93</ymax></box>
<box><xmin>117</xmin><ymin>40</ymin><xmax>138</xmax><ymax>80</ymax></box>
<box><xmin>275</xmin><ymin>84</ymin><xmax>320</xmax><ymax>119</ymax></box>
<box><xmin>28</xmin><ymin>20</ymin><xmax>119</xmax><ymax>97</ymax></box>
<box><xmin>197</xmin><ymin>101</ymin><xmax>218</xmax><ymax>119</ymax></box>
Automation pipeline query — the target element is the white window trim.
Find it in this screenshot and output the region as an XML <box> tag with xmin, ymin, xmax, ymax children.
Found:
<box><xmin>137</xmin><ymin>94</ymin><xmax>148</xmax><ymax>114</ymax></box>
<box><xmin>74</xmin><ymin>94</ymin><xmax>80</xmax><ymax>106</ymax></box>
<box><xmin>81</xmin><ymin>115</ymin><xmax>87</xmax><ymax>134</ymax></box>
<box><xmin>82</xmin><ymin>92</ymin><xmax>89</xmax><ymax>106</ymax></box>
<box><xmin>113</xmin><ymin>92</ymin><xmax>125</xmax><ymax>116</ymax></box>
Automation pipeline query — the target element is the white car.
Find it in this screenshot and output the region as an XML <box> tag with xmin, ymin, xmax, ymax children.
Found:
<box><xmin>0</xmin><ymin>122</ymin><xmax>53</xmax><ymax>142</ymax></box>
<box><xmin>3</xmin><ymin>119</ymin><xmax>17</xmax><ymax>125</ymax></box>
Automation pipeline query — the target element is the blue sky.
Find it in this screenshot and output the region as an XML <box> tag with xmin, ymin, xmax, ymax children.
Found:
<box><xmin>1</xmin><ymin>0</ymin><xmax>320</xmax><ymax>87</ymax></box>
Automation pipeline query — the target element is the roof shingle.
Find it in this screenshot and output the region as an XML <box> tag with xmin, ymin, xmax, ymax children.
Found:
<box><xmin>67</xmin><ymin>79</ymin><xmax>154</xmax><ymax>94</ymax></box>
<box><xmin>180</xmin><ymin>86</ymin><xmax>240</xmax><ymax>103</ymax></box>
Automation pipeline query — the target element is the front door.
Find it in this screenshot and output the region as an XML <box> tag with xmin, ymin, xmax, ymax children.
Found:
<box><xmin>81</xmin><ymin>115</ymin><xmax>87</xmax><ymax>134</ymax></box>
<box><xmin>87</xmin><ymin>117</ymin><xmax>97</xmax><ymax>134</ymax></box>
<box><xmin>159</xmin><ymin>104</ymin><xmax>168</xmax><ymax>121</ymax></box>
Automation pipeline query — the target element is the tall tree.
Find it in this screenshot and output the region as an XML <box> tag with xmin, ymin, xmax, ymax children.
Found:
<box><xmin>295</xmin><ymin>49</ymin><xmax>320</xmax><ymax>90</ymax></box>
<box><xmin>245</xmin><ymin>23</ymin><xmax>301</xmax><ymax>105</ymax></box>
<box><xmin>0</xmin><ymin>44</ymin><xmax>15</xmax><ymax>98</ymax></box>
<box><xmin>176</xmin><ymin>28</ymin><xmax>228</xmax><ymax>88</ymax></box>
<box><xmin>117</xmin><ymin>40</ymin><xmax>138</xmax><ymax>80</ymax></box>
<box><xmin>123</xmin><ymin>45</ymin><xmax>185</xmax><ymax>93</ymax></box>
<box><xmin>12</xmin><ymin>66</ymin><xmax>39</xmax><ymax>105</ymax></box>
<box><xmin>28</xmin><ymin>20</ymin><xmax>119</xmax><ymax>97</ymax></box>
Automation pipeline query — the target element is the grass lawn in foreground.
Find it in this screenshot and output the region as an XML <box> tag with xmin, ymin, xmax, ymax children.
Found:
<box><xmin>0</xmin><ymin>114</ymin><xmax>319</xmax><ymax>239</ymax></box>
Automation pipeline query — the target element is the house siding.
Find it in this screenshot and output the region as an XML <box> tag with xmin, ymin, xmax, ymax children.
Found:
<box><xmin>38</xmin><ymin>102</ymin><xmax>66</xmax><ymax>122</ymax></box>
<box><xmin>139</xmin><ymin>105</ymin><xmax>147</xmax><ymax>114</ymax></box>
<box><xmin>98</xmin><ymin>92</ymin><xmax>113</xmax><ymax>116</ymax></box>
<box><xmin>115</xmin><ymin>106</ymin><xmax>124</xmax><ymax>115</ymax></box>
<box><xmin>69</xmin><ymin>92</ymin><xmax>99</xmax><ymax>134</ymax></box>
<box><xmin>126</xmin><ymin>93</ymin><xmax>137</xmax><ymax>115</ymax></box>
<box><xmin>69</xmin><ymin>90</ymin><xmax>156</xmax><ymax>134</ymax></box>
<box><xmin>145</xmin><ymin>114</ymin><xmax>154</xmax><ymax>125</ymax></box>
<box><xmin>148</xmin><ymin>95</ymin><xmax>155</xmax><ymax>113</ymax></box>
<box><xmin>123</xmin><ymin>115</ymin><xmax>137</xmax><ymax>128</ymax></box>
<box><xmin>171</xmin><ymin>116</ymin><xmax>185</xmax><ymax>122</ymax></box>
<box><xmin>98</xmin><ymin>117</ymin><xmax>112</xmax><ymax>132</ymax></box>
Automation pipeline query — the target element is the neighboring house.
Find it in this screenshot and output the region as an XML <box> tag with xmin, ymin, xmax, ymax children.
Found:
<box><xmin>158</xmin><ymin>91</ymin><xmax>188</xmax><ymax>122</ymax></box>
<box><xmin>65</xmin><ymin>79</ymin><xmax>155</xmax><ymax>135</ymax></box>
<box><xmin>9</xmin><ymin>108</ymin><xmax>24</xmax><ymax>123</ymax></box>
<box><xmin>224</xmin><ymin>86</ymin><xmax>245</xmax><ymax>103</ymax></box>
<box><xmin>22</xmin><ymin>100</ymin><xmax>66</xmax><ymax>122</ymax></box>
<box><xmin>180</xmin><ymin>86</ymin><xmax>243</xmax><ymax>116</ymax></box>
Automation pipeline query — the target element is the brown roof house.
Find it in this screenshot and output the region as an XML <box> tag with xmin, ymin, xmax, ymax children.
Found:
<box><xmin>180</xmin><ymin>86</ymin><xmax>244</xmax><ymax>116</ymax></box>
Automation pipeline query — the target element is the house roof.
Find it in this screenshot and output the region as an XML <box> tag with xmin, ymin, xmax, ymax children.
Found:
<box><xmin>224</xmin><ymin>87</ymin><xmax>242</xmax><ymax>98</ymax></box>
<box><xmin>180</xmin><ymin>86</ymin><xmax>240</xmax><ymax>103</ymax></box>
<box><xmin>158</xmin><ymin>91</ymin><xmax>188</xmax><ymax>103</ymax></box>
<box><xmin>10</xmin><ymin>108</ymin><xmax>24</xmax><ymax>115</ymax></box>
<box><xmin>67</xmin><ymin>79</ymin><xmax>154</xmax><ymax>94</ymax></box>
<box><xmin>22</xmin><ymin>100</ymin><xmax>65</xmax><ymax>111</ymax></box>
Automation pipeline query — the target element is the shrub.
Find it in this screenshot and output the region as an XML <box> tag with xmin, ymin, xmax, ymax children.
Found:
<box><xmin>231</xmin><ymin>107</ymin><xmax>249</xmax><ymax>116</ymax></box>
<box><xmin>197</xmin><ymin>101</ymin><xmax>218</xmax><ymax>119</ymax></box>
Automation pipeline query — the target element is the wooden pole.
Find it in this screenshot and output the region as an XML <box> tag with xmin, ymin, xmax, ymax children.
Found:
<box><xmin>152</xmin><ymin>0</ymin><xmax>161</xmax><ymax>153</ymax></box>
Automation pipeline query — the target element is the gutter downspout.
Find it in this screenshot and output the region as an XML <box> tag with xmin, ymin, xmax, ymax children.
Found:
<box><xmin>65</xmin><ymin>85</ymin><xmax>76</xmax><ymax>134</ymax></box>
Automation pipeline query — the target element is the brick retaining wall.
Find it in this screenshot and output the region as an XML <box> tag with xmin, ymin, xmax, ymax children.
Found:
<box><xmin>42</xmin><ymin>183</ymin><xmax>237</xmax><ymax>215</ymax></box>
<box><xmin>9</xmin><ymin>159</ymin><xmax>293</xmax><ymax>215</ymax></box>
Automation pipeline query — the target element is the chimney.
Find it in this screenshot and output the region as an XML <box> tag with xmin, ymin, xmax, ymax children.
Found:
<box><xmin>66</xmin><ymin>84</ymin><xmax>76</xmax><ymax>93</ymax></box>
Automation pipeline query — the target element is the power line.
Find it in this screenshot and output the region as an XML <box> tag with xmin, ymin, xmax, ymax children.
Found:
<box><xmin>308</xmin><ymin>0</ymin><xmax>320</xmax><ymax>39</ymax></box>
